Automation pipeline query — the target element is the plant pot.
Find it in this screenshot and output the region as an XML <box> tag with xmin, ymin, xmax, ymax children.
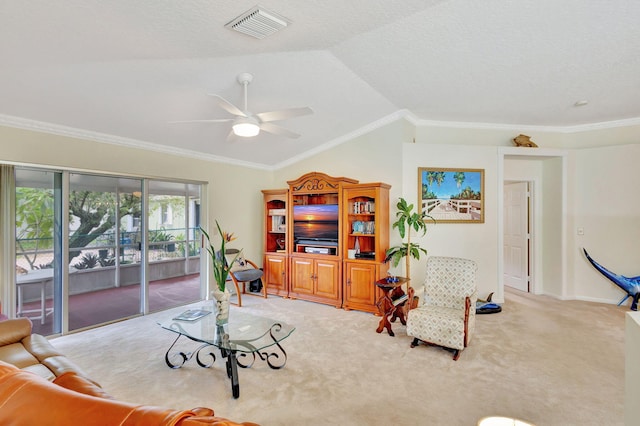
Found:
<box><xmin>211</xmin><ymin>288</ymin><xmax>230</xmax><ymax>325</ymax></box>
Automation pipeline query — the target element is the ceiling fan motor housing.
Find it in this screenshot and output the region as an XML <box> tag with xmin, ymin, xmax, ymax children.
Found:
<box><xmin>237</xmin><ymin>72</ymin><xmax>254</xmax><ymax>85</ymax></box>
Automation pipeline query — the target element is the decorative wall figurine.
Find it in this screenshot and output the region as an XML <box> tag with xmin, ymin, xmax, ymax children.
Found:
<box><xmin>512</xmin><ymin>134</ymin><xmax>538</xmax><ymax>147</ymax></box>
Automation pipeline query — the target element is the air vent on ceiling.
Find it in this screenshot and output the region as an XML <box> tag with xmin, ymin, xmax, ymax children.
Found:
<box><xmin>225</xmin><ymin>6</ymin><xmax>290</xmax><ymax>39</ymax></box>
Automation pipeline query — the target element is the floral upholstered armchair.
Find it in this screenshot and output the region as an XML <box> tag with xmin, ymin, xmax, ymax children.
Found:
<box><xmin>406</xmin><ymin>256</ymin><xmax>478</xmax><ymax>360</ymax></box>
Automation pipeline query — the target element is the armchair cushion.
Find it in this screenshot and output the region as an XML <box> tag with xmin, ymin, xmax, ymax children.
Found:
<box><xmin>407</xmin><ymin>304</ymin><xmax>468</xmax><ymax>351</ymax></box>
<box><xmin>232</xmin><ymin>268</ymin><xmax>263</xmax><ymax>282</ymax></box>
<box><xmin>230</xmin><ymin>254</ymin><xmax>249</xmax><ymax>271</ymax></box>
<box><xmin>225</xmin><ymin>249</ymin><xmax>247</xmax><ymax>272</ymax></box>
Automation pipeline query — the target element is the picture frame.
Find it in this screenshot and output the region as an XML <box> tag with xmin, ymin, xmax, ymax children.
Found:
<box><xmin>418</xmin><ymin>167</ymin><xmax>484</xmax><ymax>223</ymax></box>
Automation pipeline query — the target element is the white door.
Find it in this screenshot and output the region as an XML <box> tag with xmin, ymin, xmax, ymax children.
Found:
<box><xmin>504</xmin><ymin>182</ymin><xmax>529</xmax><ymax>291</ymax></box>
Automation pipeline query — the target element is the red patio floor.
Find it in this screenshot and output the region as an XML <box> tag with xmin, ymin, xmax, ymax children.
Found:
<box><xmin>21</xmin><ymin>274</ymin><xmax>201</xmax><ymax>335</ymax></box>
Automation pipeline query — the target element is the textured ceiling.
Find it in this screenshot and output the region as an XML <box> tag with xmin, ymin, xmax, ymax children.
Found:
<box><xmin>1</xmin><ymin>0</ymin><xmax>638</xmax><ymax>169</ymax></box>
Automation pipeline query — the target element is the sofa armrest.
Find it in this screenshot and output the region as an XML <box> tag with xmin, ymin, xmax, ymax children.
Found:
<box><xmin>0</xmin><ymin>318</ymin><xmax>32</xmax><ymax>346</ymax></box>
<box><xmin>180</xmin><ymin>415</ymin><xmax>261</xmax><ymax>425</ymax></box>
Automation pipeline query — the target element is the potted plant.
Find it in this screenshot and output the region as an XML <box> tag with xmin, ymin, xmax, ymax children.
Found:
<box><xmin>201</xmin><ymin>221</ymin><xmax>240</xmax><ymax>324</ymax></box>
<box><xmin>384</xmin><ymin>198</ymin><xmax>434</xmax><ymax>288</ymax></box>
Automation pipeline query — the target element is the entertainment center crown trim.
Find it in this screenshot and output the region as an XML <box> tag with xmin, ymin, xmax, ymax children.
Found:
<box><xmin>262</xmin><ymin>172</ymin><xmax>390</xmax><ymax>313</ymax></box>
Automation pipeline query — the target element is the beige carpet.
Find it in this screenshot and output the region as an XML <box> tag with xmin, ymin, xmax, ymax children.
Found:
<box><xmin>51</xmin><ymin>288</ymin><xmax>626</xmax><ymax>426</ymax></box>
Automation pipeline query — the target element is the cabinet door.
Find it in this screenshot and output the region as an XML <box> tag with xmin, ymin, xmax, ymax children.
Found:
<box><xmin>344</xmin><ymin>262</ymin><xmax>377</xmax><ymax>306</ymax></box>
<box><xmin>314</xmin><ymin>259</ymin><xmax>340</xmax><ymax>300</ymax></box>
<box><xmin>265</xmin><ymin>254</ymin><xmax>287</xmax><ymax>296</ymax></box>
<box><xmin>291</xmin><ymin>257</ymin><xmax>314</xmax><ymax>295</ymax></box>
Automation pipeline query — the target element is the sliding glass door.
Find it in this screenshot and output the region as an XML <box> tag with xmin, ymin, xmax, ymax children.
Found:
<box><xmin>13</xmin><ymin>167</ymin><xmax>204</xmax><ymax>335</ymax></box>
<box><xmin>67</xmin><ymin>174</ymin><xmax>143</xmax><ymax>331</ymax></box>
<box><xmin>14</xmin><ymin>169</ymin><xmax>62</xmax><ymax>336</ymax></box>
<box><xmin>147</xmin><ymin>181</ymin><xmax>202</xmax><ymax>311</ymax></box>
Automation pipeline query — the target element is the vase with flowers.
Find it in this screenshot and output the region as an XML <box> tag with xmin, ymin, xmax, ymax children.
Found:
<box><xmin>201</xmin><ymin>221</ymin><xmax>241</xmax><ymax>325</ymax></box>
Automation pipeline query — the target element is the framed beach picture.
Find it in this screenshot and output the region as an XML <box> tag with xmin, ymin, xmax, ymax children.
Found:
<box><xmin>418</xmin><ymin>168</ymin><xmax>484</xmax><ymax>223</ymax></box>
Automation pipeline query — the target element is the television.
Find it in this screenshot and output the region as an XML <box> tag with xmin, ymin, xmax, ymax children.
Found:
<box><xmin>293</xmin><ymin>204</ymin><xmax>339</xmax><ymax>243</ymax></box>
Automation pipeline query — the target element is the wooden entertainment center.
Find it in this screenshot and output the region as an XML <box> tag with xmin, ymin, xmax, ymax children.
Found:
<box><xmin>261</xmin><ymin>172</ymin><xmax>390</xmax><ymax>313</ymax></box>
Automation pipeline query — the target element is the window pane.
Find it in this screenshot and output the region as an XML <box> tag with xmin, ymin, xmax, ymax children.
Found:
<box><xmin>148</xmin><ymin>180</ymin><xmax>201</xmax><ymax>311</ymax></box>
<box><xmin>68</xmin><ymin>174</ymin><xmax>142</xmax><ymax>330</ymax></box>
<box><xmin>15</xmin><ymin>169</ymin><xmax>61</xmax><ymax>335</ymax></box>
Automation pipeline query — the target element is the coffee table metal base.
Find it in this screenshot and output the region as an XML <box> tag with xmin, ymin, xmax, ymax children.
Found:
<box><xmin>163</xmin><ymin>327</ymin><xmax>289</xmax><ymax>399</ymax></box>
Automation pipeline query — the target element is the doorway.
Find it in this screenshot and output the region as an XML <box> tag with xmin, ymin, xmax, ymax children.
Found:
<box><xmin>503</xmin><ymin>181</ymin><xmax>530</xmax><ymax>292</ymax></box>
<box><xmin>498</xmin><ymin>147</ymin><xmax>567</xmax><ymax>302</ymax></box>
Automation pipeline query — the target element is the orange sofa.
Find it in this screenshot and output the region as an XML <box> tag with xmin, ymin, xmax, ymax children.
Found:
<box><xmin>0</xmin><ymin>318</ymin><xmax>258</xmax><ymax>426</ymax></box>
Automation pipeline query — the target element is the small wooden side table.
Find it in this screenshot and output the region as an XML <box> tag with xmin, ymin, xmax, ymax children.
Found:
<box><xmin>375</xmin><ymin>277</ymin><xmax>409</xmax><ymax>336</ymax></box>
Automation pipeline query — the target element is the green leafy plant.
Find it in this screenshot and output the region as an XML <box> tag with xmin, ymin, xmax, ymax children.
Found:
<box><xmin>74</xmin><ymin>253</ymin><xmax>99</xmax><ymax>270</ymax></box>
<box><xmin>384</xmin><ymin>198</ymin><xmax>435</xmax><ymax>284</ymax></box>
<box><xmin>201</xmin><ymin>221</ymin><xmax>241</xmax><ymax>292</ymax></box>
<box><xmin>98</xmin><ymin>256</ymin><xmax>116</xmax><ymax>267</ymax></box>
<box><xmin>188</xmin><ymin>242</ymin><xmax>200</xmax><ymax>257</ymax></box>
<box><xmin>150</xmin><ymin>228</ymin><xmax>174</xmax><ymax>242</ymax></box>
<box><xmin>150</xmin><ymin>227</ymin><xmax>176</xmax><ymax>253</ymax></box>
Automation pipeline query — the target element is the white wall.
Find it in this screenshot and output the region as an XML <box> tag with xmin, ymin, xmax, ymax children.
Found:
<box><xmin>273</xmin><ymin>119</ymin><xmax>413</xmax><ymax>202</ymax></box>
<box><xmin>541</xmin><ymin>156</ymin><xmax>565</xmax><ymax>298</ymax></box>
<box><xmin>569</xmin><ymin>144</ymin><xmax>640</xmax><ymax>305</ymax></box>
<box><xmin>402</xmin><ymin>143</ymin><xmax>499</xmax><ymax>300</ymax></box>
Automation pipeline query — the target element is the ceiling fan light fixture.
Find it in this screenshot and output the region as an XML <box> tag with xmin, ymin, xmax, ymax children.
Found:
<box><xmin>232</xmin><ymin>117</ymin><xmax>260</xmax><ymax>137</ymax></box>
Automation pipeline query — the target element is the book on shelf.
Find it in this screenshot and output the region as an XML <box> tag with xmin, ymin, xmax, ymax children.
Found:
<box><xmin>352</xmin><ymin>201</ymin><xmax>375</xmax><ymax>214</ymax></box>
<box><xmin>173</xmin><ymin>309</ymin><xmax>211</xmax><ymax>322</ymax></box>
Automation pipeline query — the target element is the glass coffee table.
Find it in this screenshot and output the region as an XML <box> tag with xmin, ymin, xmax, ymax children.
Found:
<box><xmin>158</xmin><ymin>307</ymin><xmax>295</xmax><ymax>399</ymax></box>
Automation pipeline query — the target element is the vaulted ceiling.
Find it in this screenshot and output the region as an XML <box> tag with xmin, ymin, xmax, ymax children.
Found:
<box><xmin>1</xmin><ymin>1</ymin><xmax>638</xmax><ymax>168</ymax></box>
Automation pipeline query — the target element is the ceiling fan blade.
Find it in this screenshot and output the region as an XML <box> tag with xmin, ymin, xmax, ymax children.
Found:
<box><xmin>208</xmin><ymin>94</ymin><xmax>246</xmax><ymax>117</ymax></box>
<box><xmin>168</xmin><ymin>119</ymin><xmax>234</xmax><ymax>124</ymax></box>
<box><xmin>260</xmin><ymin>122</ymin><xmax>301</xmax><ymax>139</ymax></box>
<box><xmin>226</xmin><ymin>129</ymin><xmax>238</xmax><ymax>142</ymax></box>
<box><xmin>256</xmin><ymin>107</ymin><xmax>313</xmax><ymax>123</ymax></box>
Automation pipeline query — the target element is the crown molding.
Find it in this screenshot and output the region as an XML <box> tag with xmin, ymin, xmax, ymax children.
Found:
<box><xmin>2</xmin><ymin>111</ymin><xmax>639</xmax><ymax>172</ymax></box>
<box><xmin>407</xmin><ymin>113</ymin><xmax>640</xmax><ymax>133</ymax></box>
<box><xmin>558</xmin><ymin>116</ymin><xmax>640</xmax><ymax>133</ymax></box>
<box><xmin>0</xmin><ymin>114</ymin><xmax>271</xmax><ymax>171</ymax></box>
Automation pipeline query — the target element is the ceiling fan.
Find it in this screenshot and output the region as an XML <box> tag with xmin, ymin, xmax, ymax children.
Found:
<box><xmin>171</xmin><ymin>72</ymin><xmax>313</xmax><ymax>139</ymax></box>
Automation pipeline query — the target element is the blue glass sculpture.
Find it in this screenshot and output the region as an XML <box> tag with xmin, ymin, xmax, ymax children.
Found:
<box><xmin>583</xmin><ymin>248</ymin><xmax>640</xmax><ymax>311</ymax></box>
